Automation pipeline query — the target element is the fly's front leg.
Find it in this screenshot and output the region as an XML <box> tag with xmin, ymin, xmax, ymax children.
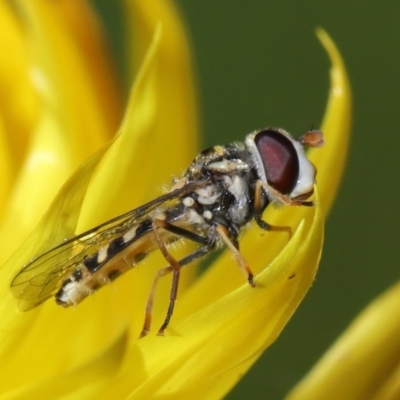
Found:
<box><xmin>259</xmin><ymin>179</ymin><xmax>315</xmax><ymax>207</ymax></box>
<box><xmin>142</xmin><ymin>219</ymin><xmax>210</xmax><ymax>337</ymax></box>
<box><xmin>254</xmin><ymin>180</ymin><xmax>292</xmax><ymax>237</ymax></box>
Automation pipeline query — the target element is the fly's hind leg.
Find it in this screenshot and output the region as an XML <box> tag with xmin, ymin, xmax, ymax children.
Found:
<box><xmin>140</xmin><ymin>263</ymin><xmax>173</xmax><ymax>338</ymax></box>
<box><xmin>140</xmin><ymin>220</ymin><xmax>212</xmax><ymax>337</ymax></box>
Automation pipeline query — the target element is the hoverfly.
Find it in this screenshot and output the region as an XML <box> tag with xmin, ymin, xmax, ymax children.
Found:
<box><xmin>11</xmin><ymin>127</ymin><xmax>324</xmax><ymax>337</ymax></box>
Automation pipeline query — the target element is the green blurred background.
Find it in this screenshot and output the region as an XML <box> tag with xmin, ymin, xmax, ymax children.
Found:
<box><xmin>93</xmin><ymin>1</ymin><xmax>400</xmax><ymax>398</ymax></box>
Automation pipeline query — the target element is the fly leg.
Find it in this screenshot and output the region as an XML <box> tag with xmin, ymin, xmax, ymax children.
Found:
<box><xmin>139</xmin><ymin>245</ymin><xmax>213</xmax><ymax>338</ymax></box>
<box><xmin>140</xmin><ymin>264</ymin><xmax>173</xmax><ymax>338</ymax></box>
<box><xmin>258</xmin><ymin>179</ymin><xmax>315</xmax><ymax>207</ymax></box>
<box><xmin>215</xmin><ymin>224</ymin><xmax>256</xmax><ymax>288</ymax></box>
<box><xmin>140</xmin><ymin>220</ymin><xmax>211</xmax><ymax>337</ymax></box>
<box><xmin>253</xmin><ymin>180</ymin><xmax>292</xmax><ymax>237</ymax></box>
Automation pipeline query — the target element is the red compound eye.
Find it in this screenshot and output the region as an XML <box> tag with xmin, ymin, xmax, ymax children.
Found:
<box><xmin>254</xmin><ymin>129</ymin><xmax>299</xmax><ymax>194</ymax></box>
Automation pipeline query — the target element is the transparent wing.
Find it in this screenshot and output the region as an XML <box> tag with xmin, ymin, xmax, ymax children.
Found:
<box><xmin>11</xmin><ymin>179</ymin><xmax>207</xmax><ymax>310</ymax></box>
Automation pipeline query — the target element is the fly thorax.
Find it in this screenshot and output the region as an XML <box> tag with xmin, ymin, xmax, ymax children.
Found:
<box><xmin>223</xmin><ymin>175</ymin><xmax>250</xmax><ymax>224</ymax></box>
<box><xmin>195</xmin><ymin>184</ymin><xmax>221</xmax><ymax>205</ymax></box>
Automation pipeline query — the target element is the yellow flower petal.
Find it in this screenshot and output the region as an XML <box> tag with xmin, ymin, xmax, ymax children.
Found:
<box><xmin>124</xmin><ymin>0</ymin><xmax>199</xmax><ymax>197</ymax></box>
<box><xmin>0</xmin><ymin>112</ymin><xmax>76</xmax><ymax>261</ymax></box>
<box><xmin>3</xmin><ymin>328</ymin><xmax>128</xmax><ymax>399</ymax></box>
<box><xmin>55</xmin><ymin>0</ymin><xmax>123</xmax><ymax>137</ymax></box>
<box><xmin>0</xmin><ymin>1</ymin><xmax>123</xmax><ymax>251</ymax></box>
<box><xmin>0</xmin><ymin>115</ymin><xmax>14</xmax><ymax>218</ymax></box>
<box><xmin>309</xmin><ymin>28</ymin><xmax>352</xmax><ymax>215</ymax></box>
<box><xmin>15</xmin><ymin>0</ymin><xmax>119</xmax><ymax>159</ymax></box>
<box><xmin>0</xmin><ymin>2</ymin><xmax>40</xmax><ymax>167</ymax></box>
<box><xmin>286</xmin><ymin>281</ymin><xmax>400</xmax><ymax>400</ymax></box>
<box><xmin>0</xmin><ymin>3</ymin><xmax>40</xmax><ymax>214</ymax></box>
